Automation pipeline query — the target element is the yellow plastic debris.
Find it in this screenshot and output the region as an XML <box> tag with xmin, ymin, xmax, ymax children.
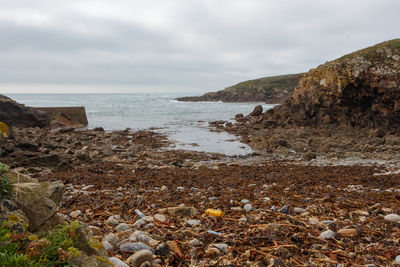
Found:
<box><xmin>0</xmin><ymin>122</ymin><xmax>8</xmax><ymax>137</ymax></box>
<box><xmin>205</xmin><ymin>209</ymin><xmax>224</xmax><ymax>218</ymax></box>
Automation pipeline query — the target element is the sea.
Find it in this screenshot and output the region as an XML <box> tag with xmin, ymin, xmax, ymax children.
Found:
<box><xmin>6</xmin><ymin>93</ymin><xmax>275</xmax><ymax>156</ymax></box>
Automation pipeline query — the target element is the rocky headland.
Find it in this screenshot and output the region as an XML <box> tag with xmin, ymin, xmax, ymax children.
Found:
<box><xmin>214</xmin><ymin>39</ymin><xmax>400</xmax><ymax>163</ymax></box>
<box><xmin>176</xmin><ymin>74</ymin><xmax>302</xmax><ymax>104</ymax></box>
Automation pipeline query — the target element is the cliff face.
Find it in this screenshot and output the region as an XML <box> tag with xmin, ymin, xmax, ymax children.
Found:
<box><xmin>263</xmin><ymin>39</ymin><xmax>400</xmax><ymax>130</ymax></box>
<box><xmin>0</xmin><ymin>94</ymin><xmax>49</xmax><ymax>128</ymax></box>
<box><xmin>177</xmin><ymin>74</ymin><xmax>302</xmax><ymax>103</ymax></box>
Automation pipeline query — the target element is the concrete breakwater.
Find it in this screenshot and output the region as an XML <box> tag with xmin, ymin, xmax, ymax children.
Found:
<box><xmin>34</xmin><ymin>106</ymin><xmax>88</xmax><ymax>127</ymax></box>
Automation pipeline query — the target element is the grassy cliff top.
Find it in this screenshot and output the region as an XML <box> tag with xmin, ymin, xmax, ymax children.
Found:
<box><xmin>223</xmin><ymin>73</ymin><xmax>302</xmax><ymax>93</ymax></box>
<box><xmin>336</xmin><ymin>38</ymin><xmax>400</xmax><ymax>63</ymax></box>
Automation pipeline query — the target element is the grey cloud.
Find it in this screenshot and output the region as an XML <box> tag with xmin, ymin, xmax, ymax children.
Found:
<box><xmin>0</xmin><ymin>0</ymin><xmax>399</xmax><ymax>93</ymax></box>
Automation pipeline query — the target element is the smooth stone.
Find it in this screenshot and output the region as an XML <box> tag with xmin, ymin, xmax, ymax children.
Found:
<box><xmin>136</xmin><ymin>234</ymin><xmax>151</xmax><ymax>243</ymax></box>
<box><xmin>160</xmin><ymin>185</ymin><xmax>168</xmax><ymax>191</ymax></box>
<box><xmin>155</xmin><ymin>243</ymin><xmax>170</xmax><ymax>256</ymax></box>
<box><xmin>337</xmin><ymin>228</ymin><xmax>358</xmax><ymax>237</ymax></box>
<box><xmin>81</xmin><ymin>185</ymin><xmax>95</xmax><ymax>191</ymax></box>
<box><xmin>103</xmin><ymin>233</ymin><xmax>120</xmax><ymax>247</ymax></box>
<box><xmin>294</xmin><ymin>207</ymin><xmax>306</xmax><ymax>214</ymax></box>
<box><xmin>143</xmin><ymin>223</ymin><xmax>155</xmax><ymax>230</ymax></box>
<box><xmin>231</xmin><ymin>207</ymin><xmax>242</xmax><ymax>212</ymax></box>
<box><xmin>395</xmin><ymin>255</ymin><xmax>400</xmax><ymax>263</ymax></box>
<box><xmin>263</xmin><ymin>197</ymin><xmax>271</xmax><ymax>202</ymax></box>
<box><xmin>243</xmin><ymin>204</ymin><xmax>253</xmax><ymax>212</ymax></box>
<box><xmin>208</xmin><ymin>197</ymin><xmax>219</xmax><ymax>201</ymax></box>
<box><xmin>135</xmin><ymin>209</ymin><xmax>145</xmax><ymax>218</ymax></box>
<box><xmin>108</xmin><ymin>257</ymin><xmax>130</xmax><ymax>267</ymax></box>
<box><xmin>142</xmin><ymin>216</ymin><xmax>154</xmax><ymax>223</ymax></box>
<box><xmin>241</xmin><ymin>199</ymin><xmax>250</xmax><ymax>204</ymax></box>
<box><xmin>134</xmin><ymin>219</ymin><xmax>146</xmax><ymax>229</ymax></box>
<box><xmin>89</xmin><ymin>226</ymin><xmax>101</xmax><ymax>235</ymax></box>
<box><xmin>238</xmin><ymin>217</ymin><xmax>248</xmax><ymax>223</ymax></box>
<box><xmin>189</xmin><ymin>239</ymin><xmax>202</xmax><ymax>246</ymax></box>
<box><xmin>116</xmin><ymin>223</ymin><xmax>131</xmax><ymax>232</ymax></box>
<box><xmin>69</xmin><ymin>210</ymin><xmax>82</xmax><ymax>218</ymax></box>
<box><xmin>127</xmin><ymin>250</ymin><xmax>153</xmax><ymax>267</ymax></box>
<box><xmin>176</xmin><ymin>186</ymin><xmax>185</xmax><ymax>191</ymax></box>
<box><xmin>319</xmin><ymin>230</ymin><xmax>335</xmax><ymax>239</ymax></box>
<box><xmin>384</xmin><ymin>214</ymin><xmax>400</xmax><ymax>222</ymax></box>
<box><xmin>154</xmin><ymin>214</ymin><xmax>166</xmax><ymax>222</ymax></box>
<box><xmin>186</xmin><ymin>219</ymin><xmax>201</xmax><ymax>227</ymax></box>
<box><xmin>120</xmin><ymin>242</ymin><xmax>153</xmax><ymax>253</ymax></box>
<box><xmin>102</xmin><ymin>241</ymin><xmax>113</xmax><ymax>251</ymax></box>
<box><xmin>114</xmin><ymin>215</ymin><xmax>122</xmax><ymax>220</ymax></box>
<box><xmin>280</xmin><ymin>205</ymin><xmax>289</xmax><ymax>214</ymax></box>
<box><xmin>271</xmin><ymin>206</ymin><xmax>277</xmax><ymax>211</ymax></box>
<box><xmin>214</xmin><ymin>243</ymin><xmax>228</xmax><ymax>253</ymax></box>
<box><xmin>106</xmin><ymin>216</ymin><xmax>119</xmax><ymax>226</ymax></box>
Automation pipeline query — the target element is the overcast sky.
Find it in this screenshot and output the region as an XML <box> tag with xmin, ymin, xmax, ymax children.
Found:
<box><xmin>0</xmin><ymin>0</ymin><xmax>399</xmax><ymax>93</ymax></box>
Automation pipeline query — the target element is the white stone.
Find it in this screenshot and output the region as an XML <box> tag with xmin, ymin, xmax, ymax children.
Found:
<box><xmin>243</xmin><ymin>204</ymin><xmax>253</xmax><ymax>212</ymax></box>
<box><xmin>384</xmin><ymin>214</ymin><xmax>400</xmax><ymax>222</ymax></box>
<box><xmin>154</xmin><ymin>214</ymin><xmax>166</xmax><ymax>222</ymax></box>
<box><xmin>69</xmin><ymin>210</ymin><xmax>82</xmax><ymax>218</ymax></box>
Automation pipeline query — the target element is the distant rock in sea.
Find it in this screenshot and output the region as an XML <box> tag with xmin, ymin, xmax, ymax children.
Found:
<box><xmin>176</xmin><ymin>74</ymin><xmax>302</xmax><ymax>104</ymax></box>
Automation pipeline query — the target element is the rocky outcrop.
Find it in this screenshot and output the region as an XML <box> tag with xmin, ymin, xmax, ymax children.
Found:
<box><xmin>0</xmin><ymin>94</ymin><xmax>49</xmax><ymax>128</ymax></box>
<box><xmin>176</xmin><ymin>74</ymin><xmax>302</xmax><ymax>103</ymax></box>
<box><xmin>260</xmin><ymin>39</ymin><xmax>400</xmax><ymax>130</ymax></box>
<box><xmin>34</xmin><ymin>107</ymin><xmax>88</xmax><ymax>128</ymax></box>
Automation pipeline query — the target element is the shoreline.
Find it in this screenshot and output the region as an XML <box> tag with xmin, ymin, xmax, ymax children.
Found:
<box><xmin>1</xmin><ymin>125</ymin><xmax>399</xmax><ymax>265</ymax></box>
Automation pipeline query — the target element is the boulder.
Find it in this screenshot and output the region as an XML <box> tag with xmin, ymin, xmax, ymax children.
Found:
<box><xmin>0</xmin><ymin>94</ymin><xmax>49</xmax><ymax>128</ymax></box>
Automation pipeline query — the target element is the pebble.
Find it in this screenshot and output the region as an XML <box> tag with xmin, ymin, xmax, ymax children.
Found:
<box><xmin>208</xmin><ymin>197</ymin><xmax>219</xmax><ymax>201</ymax></box>
<box><xmin>160</xmin><ymin>185</ymin><xmax>168</xmax><ymax>192</ymax></box>
<box><xmin>142</xmin><ymin>216</ymin><xmax>154</xmax><ymax>223</ymax></box>
<box><xmin>81</xmin><ymin>185</ymin><xmax>95</xmax><ymax>191</ymax></box>
<box><xmin>337</xmin><ymin>228</ymin><xmax>358</xmax><ymax>237</ymax></box>
<box><xmin>120</xmin><ymin>242</ymin><xmax>153</xmax><ymax>253</ymax></box>
<box><xmin>189</xmin><ymin>238</ymin><xmax>202</xmax><ymax>246</ymax></box>
<box><xmin>155</xmin><ymin>243</ymin><xmax>170</xmax><ymax>256</ymax></box>
<box><xmin>102</xmin><ymin>241</ymin><xmax>113</xmax><ymax>251</ymax></box>
<box><xmin>214</xmin><ymin>243</ymin><xmax>228</xmax><ymax>253</ymax></box>
<box><xmin>384</xmin><ymin>214</ymin><xmax>400</xmax><ymax>222</ymax></box>
<box><xmin>127</xmin><ymin>250</ymin><xmax>153</xmax><ymax>267</ymax></box>
<box><xmin>143</xmin><ymin>223</ymin><xmax>155</xmax><ymax>230</ymax></box>
<box><xmin>135</xmin><ymin>209</ymin><xmax>145</xmax><ymax>218</ymax></box>
<box><xmin>103</xmin><ymin>233</ymin><xmax>120</xmax><ymax>247</ymax></box>
<box><xmin>243</xmin><ymin>204</ymin><xmax>253</xmax><ymax>212</ymax></box>
<box><xmin>177</xmin><ymin>186</ymin><xmax>185</xmax><ymax>191</ymax></box>
<box><xmin>108</xmin><ymin>256</ymin><xmax>130</xmax><ymax>267</ymax></box>
<box><xmin>69</xmin><ymin>210</ymin><xmax>82</xmax><ymax>218</ymax></box>
<box><xmin>271</xmin><ymin>206</ymin><xmax>277</xmax><ymax>211</ymax></box>
<box><xmin>88</xmin><ymin>226</ymin><xmax>101</xmax><ymax>235</ymax></box>
<box><xmin>262</xmin><ymin>197</ymin><xmax>271</xmax><ymax>202</ymax></box>
<box><xmin>154</xmin><ymin>214</ymin><xmax>167</xmax><ymax>222</ymax></box>
<box><xmin>133</xmin><ymin>219</ymin><xmax>146</xmax><ymax>229</ymax></box>
<box><xmin>186</xmin><ymin>219</ymin><xmax>201</xmax><ymax>227</ymax></box>
<box><xmin>238</xmin><ymin>217</ymin><xmax>248</xmax><ymax>223</ymax></box>
<box><xmin>293</xmin><ymin>207</ymin><xmax>306</xmax><ymax>214</ymax></box>
<box><xmin>231</xmin><ymin>207</ymin><xmax>242</xmax><ymax>212</ymax></box>
<box><xmin>395</xmin><ymin>255</ymin><xmax>400</xmax><ymax>263</ymax></box>
<box><xmin>241</xmin><ymin>199</ymin><xmax>250</xmax><ymax>204</ymax></box>
<box><xmin>106</xmin><ymin>216</ymin><xmax>119</xmax><ymax>226</ymax></box>
<box><xmin>115</xmin><ymin>223</ymin><xmax>131</xmax><ymax>232</ymax></box>
<box><xmin>319</xmin><ymin>230</ymin><xmax>335</xmax><ymax>239</ymax></box>
<box><xmin>280</xmin><ymin>205</ymin><xmax>289</xmax><ymax>214</ymax></box>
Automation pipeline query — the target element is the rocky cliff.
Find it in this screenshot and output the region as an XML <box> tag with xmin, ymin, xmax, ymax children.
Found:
<box><xmin>261</xmin><ymin>39</ymin><xmax>400</xmax><ymax>130</ymax></box>
<box><xmin>176</xmin><ymin>74</ymin><xmax>302</xmax><ymax>103</ymax></box>
<box><xmin>0</xmin><ymin>94</ymin><xmax>49</xmax><ymax>128</ymax></box>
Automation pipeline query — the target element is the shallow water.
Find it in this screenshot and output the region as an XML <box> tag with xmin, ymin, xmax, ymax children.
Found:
<box><xmin>7</xmin><ymin>93</ymin><xmax>274</xmax><ymax>155</ymax></box>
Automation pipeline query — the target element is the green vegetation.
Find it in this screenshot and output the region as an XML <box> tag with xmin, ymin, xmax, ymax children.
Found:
<box><xmin>0</xmin><ymin>220</ymin><xmax>82</xmax><ymax>266</ymax></box>
<box><xmin>337</xmin><ymin>38</ymin><xmax>400</xmax><ymax>63</ymax></box>
<box><xmin>0</xmin><ymin>164</ymin><xmax>11</xmax><ymax>199</ymax></box>
<box><xmin>224</xmin><ymin>73</ymin><xmax>302</xmax><ymax>94</ymax></box>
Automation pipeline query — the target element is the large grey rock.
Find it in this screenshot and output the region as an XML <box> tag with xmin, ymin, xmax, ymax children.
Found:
<box><xmin>127</xmin><ymin>250</ymin><xmax>153</xmax><ymax>267</ymax></box>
